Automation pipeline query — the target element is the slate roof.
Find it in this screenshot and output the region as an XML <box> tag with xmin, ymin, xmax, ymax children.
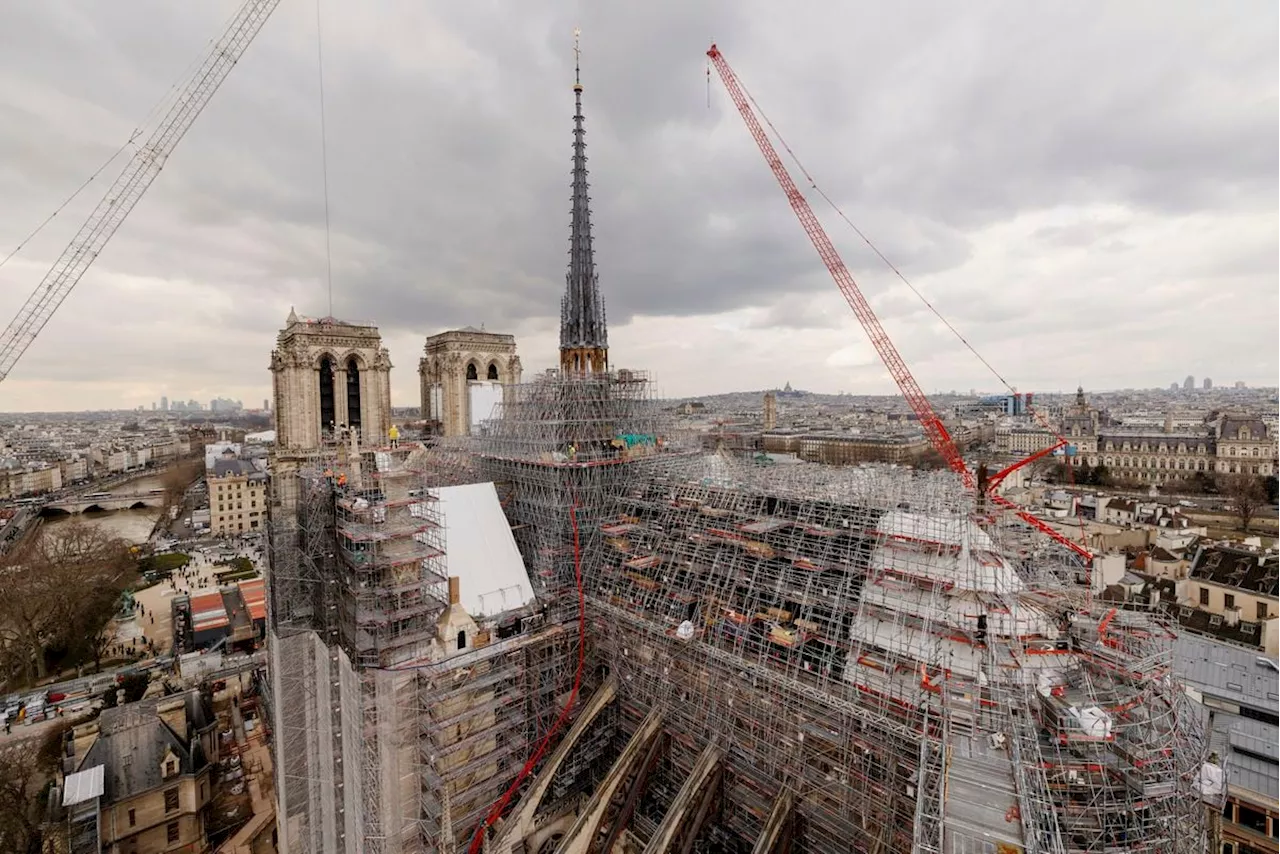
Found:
<box><xmin>1190</xmin><ymin>545</ymin><xmax>1280</xmax><ymax>596</ymax></box>
<box><xmin>212</xmin><ymin>458</ymin><xmax>259</xmax><ymax>478</ymax></box>
<box><xmin>1219</xmin><ymin>417</ymin><xmax>1270</xmax><ymax>441</ymax></box>
<box><xmin>79</xmin><ymin>692</ymin><xmax>211</xmax><ymax>803</ymax></box>
<box><xmin>1175</xmin><ymin>631</ymin><xmax>1280</xmax><ymax>713</ymax></box>
<box><xmin>1211</xmin><ymin>712</ymin><xmax>1279</xmax><ymax>801</ymax></box>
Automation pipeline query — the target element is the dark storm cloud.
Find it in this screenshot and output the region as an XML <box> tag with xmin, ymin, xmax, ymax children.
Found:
<box><xmin>0</xmin><ymin>0</ymin><xmax>1274</xmax><ymax>409</ymax></box>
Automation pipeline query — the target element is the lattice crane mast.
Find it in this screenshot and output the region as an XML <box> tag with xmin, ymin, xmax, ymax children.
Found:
<box><xmin>706</xmin><ymin>44</ymin><xmax>1093</xmax><ymax>562</ymax></box>
<box><xmin>0</xmin><ymin>0</ymin><xmax>282</xmax><ymax>384</ymax></box>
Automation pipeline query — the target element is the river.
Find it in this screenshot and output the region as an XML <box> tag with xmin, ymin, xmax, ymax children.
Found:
<box><xmin>42</xmin><ymin>474</ymin><xmax>167</xmax><ymax>545</ymax></box>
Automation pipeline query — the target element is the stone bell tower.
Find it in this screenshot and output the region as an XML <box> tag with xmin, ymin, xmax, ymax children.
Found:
<box><xmin>270</xmin><ymin>309</ymin><xmax>393</xmax><ymax>450</ymax></box>
<box><xmin>419</xmin><ymin>327</ymin><xmax>521</xmax><ymax>437</ymax></box>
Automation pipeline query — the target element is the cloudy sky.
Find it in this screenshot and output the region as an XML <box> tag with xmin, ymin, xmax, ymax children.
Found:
<box><xmin>0</xmin><ymin>1</ymin><xmax>1275</xmax><ymax>412</ymax></box>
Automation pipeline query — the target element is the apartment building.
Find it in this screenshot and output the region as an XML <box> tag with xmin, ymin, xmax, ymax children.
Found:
<box><xmin>795</xmin><ymin>432</ymin><xmax>930</xmax><ymax>465</ymax></box>
<box><xmin>207</xmin><ymin>448</ymin><xmax>267</xmax><ymax>535</ymax></box>
<box><xmin>0</xmin><ymin>463</ymin><xmax>63</xmax><ymax>498</ymax></box>
<box><xmin>58</xmin><ymin>691</ymin><xmax>217</xmax><ymax>854</ymax></box>
<box><xmin>1182</xmin><ymin>540</ymin><xmax>1274</xmax><ymax>635</ymax></box>
<box><xmin>91</xmin><ymin>445</ymin><xmax>153</xmax><ymax>474</ymax></box>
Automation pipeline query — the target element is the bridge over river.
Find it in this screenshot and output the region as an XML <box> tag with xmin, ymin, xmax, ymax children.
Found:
<box><xmin>42</xmin><ymin>492</ymin><xmax>166</xmax><ymax>515</ymax></box>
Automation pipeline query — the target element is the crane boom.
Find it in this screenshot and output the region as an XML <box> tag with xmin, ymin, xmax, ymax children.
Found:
<box><xmin>0</xmin><ymin>0</ymin><xmax>281</xmax><ymax>383</ymax></box>
<box><xmin>707</xmin><ymin>45</ymin><xmax>1094</xmax><ymax>562</ymax></box>
<box><xmin>705</xmin><ymin>45</ymin><xmax>973</xmax><ymax>490</ymax></box>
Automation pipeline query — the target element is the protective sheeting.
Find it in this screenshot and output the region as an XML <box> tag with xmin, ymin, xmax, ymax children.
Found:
<box><xmin>848</xmin><ymin>616</ymin><xmax>985</xmax><ymax>678</ymax></box>
<box><xmin>862</xmin><ymin>579</ymin><xmax>1059</xmax><ymax>638</ymax></box>
<box><xmin>877</xmin><ymin>508</ymin><xmax>996</xmax><ymax>549</ymax></box>
<box><xmin>1191</xmin><ymin>761</ymin><xmax>1225</xmax><ymax>799</ymax></box>
<box><xmin>469</xmin><ymin>382</ymin><xmax>504</xmax><ymax>432</ymax></box>
<box><xmin>437</xmin><ymin>482</ymin><xmax>536</xmax><ymax>618</ymax></box>
<box><xmin>62</xmin><ymin>764</ymin><xmax>105</xmax><ymax>806</ymax></box>
<box><xmin>1067</xmin><ymin>705</ymin><xmax>1113</xmax><ymax>738</ymax></box>
<box><xmin>872</xmin><ymin>532</ymin><xmax>1025</xmax><ymax>595</ymax></box>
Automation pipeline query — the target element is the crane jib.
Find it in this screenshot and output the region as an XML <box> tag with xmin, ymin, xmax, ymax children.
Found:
<box><xmin>0</xmin><ymin>0</ymin><xmax>282</xmax><ymax>383</ymax></box>
<box><xmin>707</xmin><ymin>44</ymin><xmax>1092</xmax><ymax>562</ymax></box>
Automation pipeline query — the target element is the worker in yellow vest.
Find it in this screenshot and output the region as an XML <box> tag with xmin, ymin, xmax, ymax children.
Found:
<box><xmin>389</xmin><ymin>424</ymin><xmax>400</xmax><ymax>449</ymax></box>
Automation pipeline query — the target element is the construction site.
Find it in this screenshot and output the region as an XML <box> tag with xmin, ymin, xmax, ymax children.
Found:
<box><xmin>254</xmin><ymin>29</ymin><xmax>1216</xmax><ymax>854</ymax></box>
<box><xmin>0</xmin><ymin>1</ymin><xmax>1238</xmax><ymax>853</ymax></box>
<box><xmin>261</xmin><ymin>365</ymin><xmax>1215</xmax><ymax>854</ymax></box>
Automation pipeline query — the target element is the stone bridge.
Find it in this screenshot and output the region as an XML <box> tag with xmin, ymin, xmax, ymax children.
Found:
<box><xmin>42</xmin><ymin>492</ymin><xmax>166</xmax><ymax>515</ymax></box>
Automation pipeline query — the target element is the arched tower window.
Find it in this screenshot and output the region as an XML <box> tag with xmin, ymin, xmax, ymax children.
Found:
<box><xmin>346</xmin><ymin>356</ymin><xmax>362</xmax><ymax>431</ymax></box>
<box><xmin>456</xmin><ymin>630</ymin><xmax>467</xmax><ymax>650</ymax></box>
<box><xmin>319</xmin><ymin>357</ymin><xmax>336</xmax><ymax>432</ymax></box>
<box><xmin>466</xmin><ymin>363</ymin><xmax>478</xmax><ymax>381</ymax></box>
<box><xmin>487</xmin><ymin>362</ymin><xmax>499</xmax><ymax>381</ymax></box>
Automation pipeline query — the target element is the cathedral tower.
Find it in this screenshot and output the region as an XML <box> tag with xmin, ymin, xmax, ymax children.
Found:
<box><xmin>269</xmin><ymin>309</ymin><xmax>393</xmax><ymax>450</ymax></box>
<box><xmin>559</xmin><ymin>30</ymin><xmax>609</xmax><ymax>375</ymax></box>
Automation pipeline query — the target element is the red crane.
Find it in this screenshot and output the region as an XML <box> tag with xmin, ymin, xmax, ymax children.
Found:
<box><xmin>706</xmin><ymin>44</ymin><xmax>1092</xmax><ymax>562</ymax></box>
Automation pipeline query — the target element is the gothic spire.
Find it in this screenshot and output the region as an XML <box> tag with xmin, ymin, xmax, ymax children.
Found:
<box><xmin>559</xmin><ymin>28</ymin><xmax>608</xmax><ymax>373</ymax></box>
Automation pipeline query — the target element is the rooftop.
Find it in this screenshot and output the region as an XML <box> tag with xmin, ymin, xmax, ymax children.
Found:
<box><xmin>1174</xmin><ymin>631</ymin><xmax>1279</xmax><ymax>714</ymax></box>
<box><xmin>79</xmin><ymin>692</ymin><xmax>210</xmax><ymax>802</ymax></box>
<box><xmin>1190</xmin><ymin>545</ymin><xmax>1279</xmax><ymax>596</ymax></box>
<box><xmin>1207</xmin><ymin>711</ymin><xmax>1278</xmax><ymax>801</ymax></box>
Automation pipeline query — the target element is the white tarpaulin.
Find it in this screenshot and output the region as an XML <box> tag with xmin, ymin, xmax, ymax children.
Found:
<box><xmin>1192</xmin><ymin>762</ymin><xmax>1225</xmax><ymax>799</ymax></box>
<box><xmin>437</xmin><ymin>482</ymin><xmax>537</xmax><ymax>618</ymax></box>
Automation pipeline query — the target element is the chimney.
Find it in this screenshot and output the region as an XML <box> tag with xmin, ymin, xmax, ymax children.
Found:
<box><xmin>1224</xmin><ymin>607</ymin><xmax>1240</xmax><ymax>628</ymax></box>
<box><xmin>448</xmin><ymin>576</ymin><xmax>460</xmax><ymax>606</ymax></box>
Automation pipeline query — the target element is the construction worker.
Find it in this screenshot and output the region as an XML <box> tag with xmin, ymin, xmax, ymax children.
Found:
<box><xmin>389</xmin><ymin>424</ymin><xmax>400</xmax><ymax>449</ymax></box>
<box><xmin>567</xmin><ymin>443</ymin><xmax>577</xmax><ymax>462</ymax></box>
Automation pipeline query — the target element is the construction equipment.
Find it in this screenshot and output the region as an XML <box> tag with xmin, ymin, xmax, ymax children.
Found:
<box><xmin>706</xmin><ymin>44</ymin><xmax>1092</xmax><ymax>562</ymax></box>
<box><xmin>0</xmin><ymin>0</ymin><xmax>282</xmax><ymax>383</ymax></box>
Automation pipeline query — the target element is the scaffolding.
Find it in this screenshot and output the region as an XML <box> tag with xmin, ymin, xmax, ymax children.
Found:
<box><xmin>267</xmin><ymin>431</ymin><xmax>590</xmax><ymax>854</ymax></box>
<box><xmin>469</xmin><ymin>372</ymin><xmax>1210</xmax><ymax>854</ymax></box>
<box><xmin>267</xmin><ymin>367</ymin><xmax>1210</xmax><ymax>853</ymax></box>
<box><xmin>267</xmin><ymin>442</ymin><xmax>448</xmax><ymax>854</ymax></box>
<box><xmin>475</xmin><ymin>370</ymin><xmax>671</xmax><ymax>611</ymax></box>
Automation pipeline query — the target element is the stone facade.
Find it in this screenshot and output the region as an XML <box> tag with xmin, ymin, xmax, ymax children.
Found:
<box><xmin>269</xmin><ymin>310</ymin><xmax>393</xmax><ymax>450</ymax></box>
<box><xmin>1058</xmin><ymin>389</ymin><xmax>1278</xmax><ymax>484</ymax></box>
<box><xmin>418</xmin><ymin>327</ymin><xmax>521</xmax><ymax>437</ymax></box>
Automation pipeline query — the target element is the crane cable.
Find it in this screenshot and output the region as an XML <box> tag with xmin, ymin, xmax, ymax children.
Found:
<box><xmin>315</xmin><ymin>0</ymin><xmax>335</xmax><ymax>318</ymax></box>
<box><xmin>727</xmin><ymin>68</ymin><xmax>1091</xmax><ymax>554</ymax></box>
<box><xmin>0</xmin><ymin>3</ymin><xmax>243</xmax><ymax>275</ymax></box>
<box><xmin>730</xmin><ymin>78</ymin><xmax>1017</xmax><ymax>397</ymax></box>
<box><xmin>0</xmin><ymin>136</ymin><xmax>137</xmax><ymax>273</ymax></box>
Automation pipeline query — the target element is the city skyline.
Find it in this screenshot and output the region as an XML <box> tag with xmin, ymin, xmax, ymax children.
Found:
<box><xmin>0</xmin><ymin>1</ymin><xmax>1274</xmax><ymax>411</ymax></box>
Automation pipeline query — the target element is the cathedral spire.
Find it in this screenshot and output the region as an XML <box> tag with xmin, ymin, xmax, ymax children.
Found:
<box><xmin>559</xmin><ymin>28</ymin><xmax>609</xmax><ymax>375</ymax></box>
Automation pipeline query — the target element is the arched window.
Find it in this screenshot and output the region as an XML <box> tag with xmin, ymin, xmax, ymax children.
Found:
<box><xmin>319</xmin><ymin>357</ymin><xmax>336</xmax><ymax>431</ymax></box>
<box><xmin>466</xmin><ymin>363</ymin><xmax>478</xmax><ymax>381</ymax></box>
<box><xmin>487</xmin><ymin>362</ymin><xmax>499</xmax><ymax>381</ymax></box>
<box><xmin>346</xmin><ymin>356</ymin><xmax>362</xmax><ymax>431</ymax></box>
<box><xmin>456</xmin><ymin>630</ymin><xmax>467</xmax><ymax>650</ymax></box>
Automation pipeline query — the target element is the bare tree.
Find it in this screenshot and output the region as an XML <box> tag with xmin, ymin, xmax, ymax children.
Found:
<box><xmin>0</xmin><ymin>522</ymin><xmax>134</xmax><ymax>684</ymax></box>
<box><xmin>0</xmin><ymin>741</ymin><xmax>45</xmax><ymax>854</ymax></box>
<box><xmin>160</xmin><ymin>458</ymin><xmax>202</xmax><ymax>506</ymax></box>
<box><xmin>1221</xmin><ymin>474</ymin><xmax>1266</xmax><ymax>533</ymax></box>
